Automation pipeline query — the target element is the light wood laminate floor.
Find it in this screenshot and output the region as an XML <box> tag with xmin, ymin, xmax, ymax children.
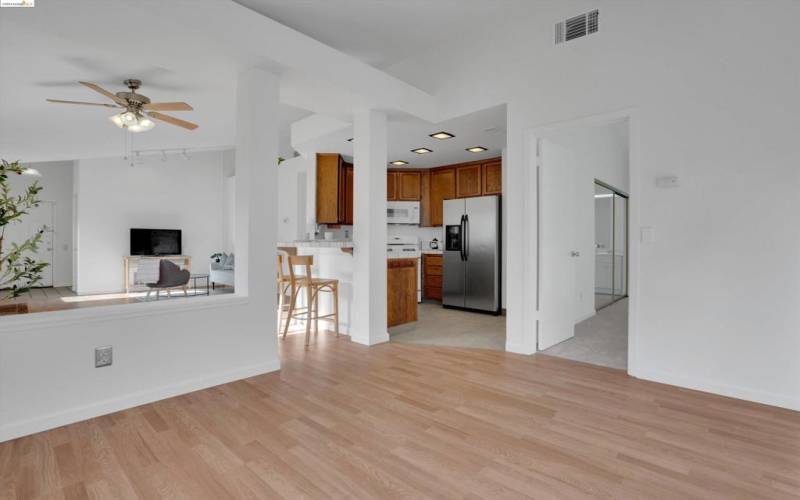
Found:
<box><xmin>1</xmin><ymin>330</ymin><xmax>799</xmax><ymax>499</ymax></box>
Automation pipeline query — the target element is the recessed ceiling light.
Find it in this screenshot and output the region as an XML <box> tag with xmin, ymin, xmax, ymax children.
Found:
<box><xmin>390</xmin><ymin>160</ymin><xmax>408</xmax><ymax>166</ymax></box>
<box><xmin>466</xmin><ymin>146</ymin><xmax>488</xmax><ymax>153</ymax></box>
<box><xmin>411</xmin><ymin>147</ymin><xmax>433</xmax><ymax>154</ymax></box>
<box><xmin>429</xmin><ymin>131</ymin><xmax>455</xmax><ymax>140</ymax></box>
<box><xmin>346</xmin><ymin>137</ymin><xmax>354</xmax><ymax>142</ymax></box>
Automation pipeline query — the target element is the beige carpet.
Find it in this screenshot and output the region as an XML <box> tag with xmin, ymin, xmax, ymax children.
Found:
<box><xmin>389</xmin><ymin>302</ymin><xmax>506</xmax><ymax>350</ymax></box>
<box><xmin>542</xmin><ymin>298</ymin><xmax>628</xmax><ymax>370</ymax></box>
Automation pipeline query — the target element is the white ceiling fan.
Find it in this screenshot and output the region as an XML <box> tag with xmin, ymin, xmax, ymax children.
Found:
<box><xmin>46</xmin><ymin>79</ymin><xmax>198</xmax><ymax>132</ymax></box>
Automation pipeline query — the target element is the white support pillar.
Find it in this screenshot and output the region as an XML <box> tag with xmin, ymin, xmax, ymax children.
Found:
<box><xmin>234</xmin><ymin>68</ymin><xmax>279</xmax><ymax>330</ymax></box>
<box><xmin>351</xmin><ymin>109</ymin><xmax>389</xmax><ymax>345</ymax></box>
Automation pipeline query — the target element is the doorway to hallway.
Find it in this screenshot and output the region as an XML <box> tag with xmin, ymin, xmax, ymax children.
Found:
<box><xmin>534</xmin><ymin>115</ymin><xmax>631</xmax><ymax>370</ymax></box>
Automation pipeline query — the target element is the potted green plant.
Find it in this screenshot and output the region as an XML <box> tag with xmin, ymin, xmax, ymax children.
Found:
<box><xmin>0</xmin><ymin>159</ymin><xmax>49</xmax><ymax>314</ymax></box>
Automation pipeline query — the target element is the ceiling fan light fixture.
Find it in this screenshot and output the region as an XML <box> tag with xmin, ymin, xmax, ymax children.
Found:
<box><xmin>109</xmin><ymin>111</ymin><xmax>155</xmax><ymax>133</ymax></box>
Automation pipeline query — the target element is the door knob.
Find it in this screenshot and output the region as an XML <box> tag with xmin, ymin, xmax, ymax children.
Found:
<box><xmin>571</xmin><ymin>251</ymin><xmax>580</xmax><ymax>257</ymax></box>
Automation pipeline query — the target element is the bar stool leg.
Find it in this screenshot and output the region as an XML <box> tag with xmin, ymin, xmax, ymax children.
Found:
<box><xmin>314</xmin><ymin>289</ymin><xmax>319</xmax><ymax>335</ymax></box>
<box><xmin>333</xmin><ymin>283</ymin><xmax>340</xmax><ymax>337</ymax></box>
<box><xmin>277</xmin><ymin>282</ymin><xmax>285</xmax><ymax>333</ymax></box>
<box><xmin>304</xmin><ymin>283</ymin><xmax>313</xmax><ymax>347</ymax></box>
<box><xmin>283</xmin><ymin>285</ymin><xmax>298</xmax><ymax>340</ymax></box>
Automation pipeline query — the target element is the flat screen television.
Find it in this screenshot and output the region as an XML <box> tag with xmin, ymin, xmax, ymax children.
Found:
<box><xmin>130</xmin><ymin>228</ymin><xmax>182</xmax><ymax>256</ymax></box>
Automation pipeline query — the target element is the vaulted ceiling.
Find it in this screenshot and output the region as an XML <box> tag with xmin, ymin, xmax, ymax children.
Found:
<box><xmin>233</xmin><ymin>0</ymin><xmax>529</xmax><ymax>69</ymax></box>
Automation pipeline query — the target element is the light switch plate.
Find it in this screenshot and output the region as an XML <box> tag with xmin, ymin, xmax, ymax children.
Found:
<box><xmin>641</xmin><ymin>226</ymin><xmax>655</xmax><ymax>243</ymax></box>
<box><xmin>655</xmin><ymin>175</ymin><xmax>679</xmax><ymax>188</ymax></box>
<box><xmin>95</xmin><ymin>346</ymin><xmax>112</xmax><ymax>368</ymax></box>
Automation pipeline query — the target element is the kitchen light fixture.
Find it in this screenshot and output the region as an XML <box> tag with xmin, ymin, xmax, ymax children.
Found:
<box><xmin>411</xmin><ymin>147</ymin><xmax>433</xmax><ymax>154</ymax></box>
<box><xmin>429</xmin><ymin>131</ymin><xmax>455</xmax><ymax>140</ymax></box>
<box><xmin>466</xmin><ymin>146</ymin><xmax>488</xmax><ymax>153</ymax></box>
<box><xmin>390</xmin><ymin>160</ymin><xmax>408</xmax><ymax>166</ymax></box>
<box><xmin>110</xmin><ymin>111</ymin><xmax>155</xmax><ymax>133</ymax></box>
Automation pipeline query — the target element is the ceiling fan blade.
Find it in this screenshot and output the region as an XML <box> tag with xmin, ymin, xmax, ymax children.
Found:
<box><xmin>79</xmin><ymin>81</ymin><xmax>128</xmax><ymax>106</ymax></box>
<box><xmin>142</xmin><ymin>102</ymin><xmax>193</xmax><ymax>111</ymax></box>
<box><xmin>46</xmin><ymin>99</ymin><xmax>119</xmax><ymax>108</ymax></box>
<box><xmin>147</xmin><ymin>111</ymin><xmax>198</xmax><ymax>130</ymax></box>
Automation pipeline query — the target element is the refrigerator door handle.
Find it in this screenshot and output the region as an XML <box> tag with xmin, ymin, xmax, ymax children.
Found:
<box><xmin>464</xmin><ymin>214</ymin><xmax>469</xmax><ymax>260</ymax></box>
<box><xmin>459</xmin><ymin>214</ymin><xmax>466</xmax><ymax>261</ymax></box>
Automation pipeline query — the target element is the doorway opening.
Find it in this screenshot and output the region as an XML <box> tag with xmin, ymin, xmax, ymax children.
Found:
<box><xmin>535</xmin><ymin>115</ymin><xmax>631</xmax><ymax>370</ymax></box>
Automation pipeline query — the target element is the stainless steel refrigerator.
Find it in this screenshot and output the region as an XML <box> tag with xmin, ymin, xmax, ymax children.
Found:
<box><xmin>442</xmin><ymin>195</ymin><xmax>500</xmax><ymax>313</ymax></box>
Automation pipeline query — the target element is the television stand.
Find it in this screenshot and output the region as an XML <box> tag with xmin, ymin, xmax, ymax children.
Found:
<box><xmin>123</xmin><ymin>255</ymin><xmax>192</xmax><ymax>293</ymax></box>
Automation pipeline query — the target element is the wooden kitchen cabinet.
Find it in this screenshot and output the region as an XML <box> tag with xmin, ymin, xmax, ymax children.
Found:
<box><xmin>430</xmin><ymin>168</ymin><xmax>455</xmax><ymax>226</ymax></box>
<box><xmin>387</xmin><ymin>171</ymin><xmax>398</xmax><ymax>201</ymax></box>
<box><xmin>482</xmin><ymin>159</ymin><xmax>502</xmax><ymax>195</ymax></box>
<box><xmin>344</xmin><ymin>162</ymin><xmax>354</xmax><ymax>225</ymax></box>
<box><xmin>420</xmin><ymin>170</ymin><xmax>431</xmax><ymax>226</ymax></box>
<box><xmin>397</xmin><ymin>171</ymin><xmax>421</xmax><ymax>200</ymax></box>
<box><xmin>316</xmin><ymin>153</ymin><xmax>353</xmax><ymax>225</ymax></box>
<box><xmin>316</xmin><ymin>153</ymin><xmax>343</xmax><ymax>224</ymax></box>
<box><xmin>423</xmin><ymin>253</ymin><xmax>443</xmax><ymax>301</ymax></box>
<box><xmin>455</xmin><ymin>163</ymin><xmax>482</xmax><ymax>198</ymax></box>
<box><xmin>388</xmin><ymin>258</ymin><xmax>418</xmax><ymax>327</ymax></box>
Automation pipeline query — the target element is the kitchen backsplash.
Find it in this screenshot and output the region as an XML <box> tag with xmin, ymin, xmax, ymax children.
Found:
<box><xmin>388</xmin><ymin>224</ymin><xmax>443</xmax><ymax>250</ymax></box>
<box><xmin>317</xmin><ymin>224</ymin><xmax>443</xmax><ymax>249</ymax></box>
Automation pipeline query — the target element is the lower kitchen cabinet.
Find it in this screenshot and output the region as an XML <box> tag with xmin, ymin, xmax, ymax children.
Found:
<box><xmin>422</xmin><ymin>253</ymin><xmax>443</xmax><ymax>301</ymax></box>
<box><xmin>388</xmin><ymin>258</ymin><xmax>418</xmax><ymax>327</ymax></box>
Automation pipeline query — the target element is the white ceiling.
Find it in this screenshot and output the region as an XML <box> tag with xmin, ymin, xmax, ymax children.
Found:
<box><xmin>0</xmin><ymin>1</ymin><xmax>318</xmax><ymax>162</ymax></box>
<box><xmin>234</xmin><ymin>0</ymin><xmax>528</xmax><ymax>69</ymax></box>
<box><xmin>298</xmin><ymin>105</ymin><xmax>506</xmax><ymax>168</ymax></box>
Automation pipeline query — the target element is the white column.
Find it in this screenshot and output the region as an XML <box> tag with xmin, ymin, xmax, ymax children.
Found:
<box><xmin>234</xmin><ymin>68</ymin><xmax>279</xmax><ymax>330</ymax></box>
<box><xmin>351</xmin><ymin>109</ymin><xmax>388</xmax><ymax>345</ymax></box>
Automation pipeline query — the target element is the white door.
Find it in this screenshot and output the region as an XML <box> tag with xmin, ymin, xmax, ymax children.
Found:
<box><xmin>538</xmin><ymin>139</ymin><xmax>578</xmax><ymax>350</ymax></box>
<box><xmin>4</xmin><ymin>201</ymin><xmax>54</xmax><ymax>288</ymax></box>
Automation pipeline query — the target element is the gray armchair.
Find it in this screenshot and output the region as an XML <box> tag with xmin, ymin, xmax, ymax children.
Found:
<box><xmin>146</xmin><ymin>259</ymin><xmax>191</xmax><ymax>300</ymax></box>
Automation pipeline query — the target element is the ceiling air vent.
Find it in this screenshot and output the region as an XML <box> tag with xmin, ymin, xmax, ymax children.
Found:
<box><xmin>555</xmin><ymin>9</ymin><xmax>599</xmax><ymax>44</ymax></box>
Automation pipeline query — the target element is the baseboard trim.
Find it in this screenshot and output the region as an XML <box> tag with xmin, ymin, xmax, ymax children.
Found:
<box><xmin>350</xmin><ymin>331</ymin><xmax>390</xmax><ymax>346</ymax></box>
<box><xmin>505</xmin><ymin>341</ymin><xmax>536</xmax><ymax>355</ymax></box>
<box><xmin>0</xmin><ymin>359</ymin><xmax>281</xmax><ymax>443</ymax></box>
<box><xmin>631</xmin><ymin>367</ymin><xmax>800</xmax><ymax>412</ymax></box>
<box><xmin>574</xmin><ymin>310</ymin><xmax>596</xmax><ymax>324</ymax></box>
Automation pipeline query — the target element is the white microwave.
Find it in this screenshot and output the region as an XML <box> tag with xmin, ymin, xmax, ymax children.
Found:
<box><xmin>387</xmin><ymin>201</ymin><xmax>420</xmax><ymax>224</ymax></box>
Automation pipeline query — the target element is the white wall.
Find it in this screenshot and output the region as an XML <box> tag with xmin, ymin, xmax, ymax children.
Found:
<box><xmin>6</xmin><ymin>161</ymin><xmax>75</xmax><ymax>287</ymax></box>
<box><xmin>0</xmin><ymin>68</ymin><xmax>281</xmax><ymax>443</ymax></box>
<box><xmin>387</xmin><ymin>0</ymin><xmax>800</xmax><ymax>410</ymax></box>
<box><xmin>74</xmin><ymin>151</ymin><xmax>226</xmax><ymax>294</ymax></box>
<box><xmin>277</xmin><ymin>154</ymin><xmax>313</xmax><ymax>243</ymax></box>
<box><xmin>543</xmin><ymin>120</ymin><xmax>629</xmax><ymax>321</ymax></box>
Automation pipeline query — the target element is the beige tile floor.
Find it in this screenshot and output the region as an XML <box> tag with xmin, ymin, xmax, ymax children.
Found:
<box><xmin>542</xmin><ymin>298</ymin><xmax>628</xmax><ymax>370</ymax></box>
<box><xmin>389</xmin><ymin>302</ymin><xmax>506</xmax><ymax>350</ymax></box>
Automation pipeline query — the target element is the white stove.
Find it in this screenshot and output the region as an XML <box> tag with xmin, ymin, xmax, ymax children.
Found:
<box><xmin>387</xmin><ymin>236</ymin><xmax>422</xmax><ymax>302</ymax></box>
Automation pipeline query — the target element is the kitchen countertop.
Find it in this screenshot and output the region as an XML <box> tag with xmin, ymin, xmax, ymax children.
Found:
<box><xmin>278</xmin><ymin>239</ymin><xmax>354</xmax><ymax>248</ymax></box>
<box><xmin>421</xmin><ymin>249</ymin><xmax>443</xmax><ymax>255</ymax></box>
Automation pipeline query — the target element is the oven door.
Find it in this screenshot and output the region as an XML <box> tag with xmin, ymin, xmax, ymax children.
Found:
<box><xmin>387</xmin><ymin>201</ymin><xmax>420</xmax><ymax>224</ymax></box>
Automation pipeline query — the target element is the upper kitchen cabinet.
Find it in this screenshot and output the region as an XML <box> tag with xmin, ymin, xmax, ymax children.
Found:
<box><xmin>387</xmin><ymin>171</ymin><xmax>398</xmax><ymax>201</ymax></box>
<box><xmin>387</xmin><ymin>170</ymin><xmax>421</xmax><ymax>201</ymax></box>
<box><xmin>344</xmin><ymin>162</ymin><xmax>354</xmax><ymax>225</ymax></box>
<box><xmin>425</xmin><ymin>158</ymin><xmax>502</xmax><ymax>226</ymax></box>
<box><xmin>397</xmin><ymin>171</ymin><xmax>421</xmax><ymax>201</ymax></box>
<box><xmin>482</xmin><ymin>159</ymin><xmax>502</xmax><ymax>195</ymax></box>
<box><xmin>455</xmin><ymin>163</ymin><xmax>482</xmax><ymax>198</ymax></box>
<box><xmin>316</xmin><ymin>153</ymin><xmax>354</xmax><ymax>225</ymax></box>
<box><xmin>430</xmin><ymin>168</ymin><xmax>455</xmax><ymax>226</ymax></box>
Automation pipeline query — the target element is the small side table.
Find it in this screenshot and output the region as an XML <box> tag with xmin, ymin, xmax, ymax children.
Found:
<box><xmin>189</xmin><ymin>274</ymin><xmax>210</xmax><ymax>296</ymax></box>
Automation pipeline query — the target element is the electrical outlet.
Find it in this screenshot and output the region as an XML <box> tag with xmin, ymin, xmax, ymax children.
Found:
<box><xmin>95</xmin><ymin>346</ymin><xmax>112</xmax><ymax>368</ymax></box>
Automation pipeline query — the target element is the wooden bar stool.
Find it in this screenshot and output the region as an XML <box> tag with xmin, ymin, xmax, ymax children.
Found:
<box><xmin>283</xmin><ymin>255</ymin><xmax>340</xmax><ymax>346</ymax></box>
<box><xmin>276</xmin><ymin>247</ymin><xmax>297</xmax><ymax>333</ymax></box>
